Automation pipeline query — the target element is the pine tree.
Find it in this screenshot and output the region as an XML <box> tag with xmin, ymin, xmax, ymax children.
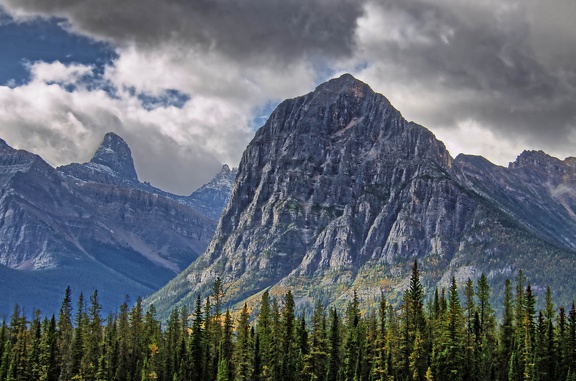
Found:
<box><xmin>28</xmin><ymin>310</ymin><xmax>43</xmax><ymax>381</ymax></box>
<box><xmin>57</xmin><ymin>287</ymin><xmax>73</xmax><ymax>381</ymax></box>
<box><xmin>464</xmin><ymin>279</ymin><xmax>477</xmax><ymax>381</ymax></box>
<box><xmin>204</xmin><ymin>296</ymin><xmax>215</xmax><ymax>381</ymax></box>
<box><xmin>69</xmin><ymin>292</ymin><xmax>86</xmax><ymax>378</ymax></box>
<box><xmin>567</xmin><ymin>303</ymin><xmax>576</xmax><ymax>380</ymax></box>
<box><xmin>189</xmin><ymin>295</ymin><xmax>205</xmax><ymax>381</ymax></box>
<box><xmin>115</xmin><ymin>300</ymin><xmax>131</xmax><ymax>381</ymax></box>
<box><xmin>434</xmin><ymin>277</ymin><xmax>465</xmax><ymax>381</ymax></box>
<box><xmin>129</xmin><ymin>297</ymin><xmax>145</xmax><ymax>378</ymax></box>
<box><xmin>82</xmin><ymin>290</ymin><xmax>102</xmax><ymax>380</ymax></box>
<box><xmin>295</xmin><ymin>315</ymin><xmax>308</xmax><ymax>381</ymax></box>
<box><xmin>217</xmin><ymin>309</ymin><xmax>234</xmax><ymax>381</ymax></box>
<box><xmin>143</xmin><ymin>305</ymin><xmax>162</xmax><ymax>381</ymax></box>
<box><xmin>38</xmin><ymin>315</ymin><xmax>59</xmax><ymax>381</ymax></box>
<box><xmin>372</xmin><ymin>292</ymin><xmax>388</xmax><ymax>381</ymax></box>
<box><xmin>281</xmin><ymin>291</ymin><xmax>297</xmax><ymax>381</ymax></box>
<box><xmin>304</xmin><ymin>300</ymin><xmax>327</xmax><ymax>381</ymax></box>
<box><xmin>409</xmin><ymin>329</ymin><xmax>427</xmax><ymax>381</ymax></box>
<box><xmin>499</xmin><ymin>279</ymin><xmax>514</xmax><ymax>381</ymax></box>
<box><xmin>326</xmin><ymin>308</ymin><xmax>340</xmax><ymax>381</ymax></box>
<box><xmin>476</xmin><ymin>274</ymin><xmax>496</xmax><ymax>381</ymax></box>
<box><xmin>256</xmin><ymin>291</ymin><xmax>273</xmax><ymax>381</ymax></box>
<box><xmin>9</xmin><ymin>308</ymin><xmax>30</xmax><ymax>381</ymax></box>
<box><xmin>164</xmin><ymin>308</ymin><xmax>182</xmax><ymax>380</ymax></box>
<box><xmin>401</xmin><ymin>261</ymin><xmax>427</xmax><ymax>381</ymax></box>
<box><xmin>343</xmin><ymin>289</ymin><xmax>362</xmax><ymax>381</ymax></box>
<box><xmin>235</xmin><ymin>303</ymin><xmax>252</xmax><ymax>381</ymax></box>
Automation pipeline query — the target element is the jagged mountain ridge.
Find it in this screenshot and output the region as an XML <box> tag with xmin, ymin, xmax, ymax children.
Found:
<box><xmin>0</xmin><ymin>133</ymin><xmax>236</xmax><ymax>315</ymax></box>
<box><xmin>147</xmin><ymin>74</ymin><xmax>576</xmax><ymax>318</ymax></box>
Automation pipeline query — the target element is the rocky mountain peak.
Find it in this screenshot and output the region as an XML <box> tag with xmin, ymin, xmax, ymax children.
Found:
<box><xmin>90</xmin><ymin>132</ymin><xmax>138</xmax><ymax>181</ymax></box>
<box><xmin>218</xmin><ymin>164</ymin><xmax>231</xmax><ymax>177</ymax></box>
<box><xmin>509</xmin><ymin>150</ymin><xmax>557</xmax><ymax>169</ymax></box>
<box><xmin>314</xmin><ymin>73</ymin><xmax>371</xmax><ymax>95</ymax></box>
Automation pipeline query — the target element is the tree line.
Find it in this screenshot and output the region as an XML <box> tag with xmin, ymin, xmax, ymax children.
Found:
<box><xmin>1</xmin><ymin>262</ymin><xmax>575</xmax><ymax>381</ymax></box>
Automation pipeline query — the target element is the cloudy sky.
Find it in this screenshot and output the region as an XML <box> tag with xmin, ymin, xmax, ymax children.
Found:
<box><xmin>0</xmin><ymin>0</ymin><xmax>575</xmax><ymax>195</ymax></box>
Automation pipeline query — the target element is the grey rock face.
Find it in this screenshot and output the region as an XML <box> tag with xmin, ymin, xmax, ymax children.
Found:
<box><xmin>148</xmin><ymin>74</ymin><xmax>576</xmax><ymax>317</ymax></box>
<box><xmin>188</xmin><ymin>164</ymin><xmax>238</xmax><ymax>219</ymax></box>
<box><xmin>91</xmin><ymin>132</ymin><xmax>138</xmax><ymax>181</ymax></box>
<box><xmin>0</xmin><ymin>134</ymin><xmax>234</xmax><ymax>314</ymax></box>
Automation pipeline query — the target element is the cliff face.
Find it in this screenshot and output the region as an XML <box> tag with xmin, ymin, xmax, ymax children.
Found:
<box><xmin>0</xmin><ymin>133</ymin><xmax>234</xmax><ymax>314</ymax></box>
<box><xmin>148</xmin><ymin>74</ymin><xmax>576</xmax><ymax>317</ymax></box>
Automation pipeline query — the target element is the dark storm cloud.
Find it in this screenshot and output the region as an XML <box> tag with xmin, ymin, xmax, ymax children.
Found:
<box><xmin>360</xmin><ymin>0</ymin><xmax>576</xmax><ymax>155</ymax></box>
<box><xmin>0</xmin><ymin>0</ymin><xmax>366</xmax><ymax>63</ymax></box>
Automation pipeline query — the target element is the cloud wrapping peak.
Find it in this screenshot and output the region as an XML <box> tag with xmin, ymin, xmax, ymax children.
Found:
<box><xmin>348</xmin><ymin>0</ymin><xmax>576</xmax><ymax>162</ymax></box>
<box><xmin>0</xmin><ymin>0</ymin><xmax>575</xmax><ymax>191</ymax></box>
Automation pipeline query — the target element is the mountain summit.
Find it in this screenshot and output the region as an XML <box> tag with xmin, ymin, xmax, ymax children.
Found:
<box><xmin>148</xmin><ymin>74</ymin><xmax>576</xmax><ymax>317</ymax></box>
<box><xmin>90</xmin><ymin>132</ymin><xmax>138</xmax><ymax>181</ymax></box>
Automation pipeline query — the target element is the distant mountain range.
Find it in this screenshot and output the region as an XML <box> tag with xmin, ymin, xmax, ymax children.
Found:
<box><xmin>147</xmin><ymin>74</ymin><xmax>576</xmax><ymax>319</ymax></box>
<box><xmin>0</xmin><ymin>132</ymin><xmax>236</xmax><ymax>316</ymax></box>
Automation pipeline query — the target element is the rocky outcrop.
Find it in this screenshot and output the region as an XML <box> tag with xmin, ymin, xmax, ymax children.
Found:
<box><xmin>188</xmin><ymin>164</ymin><xmax>238</xmax><ymax>219</ymax></box>
<box><xmin>148</xmin><ymin>74</ymin><xmax>576</xmax><ymax>317</ymax></box>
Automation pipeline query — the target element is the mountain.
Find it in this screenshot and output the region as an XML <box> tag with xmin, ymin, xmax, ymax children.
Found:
<box><xmin>147</xmin><ymin>74</ymin><xmax>576</xmax><ymax>318</ymax></box>
<box><xmin>187</xmin><ymin>164</ymin><xmax>238</xmax><ymax>219</ymax></box>
<box><xmin>0</xmin><ymin>133</ymin><xmax>234</xmax><ymax>315</ymax></box>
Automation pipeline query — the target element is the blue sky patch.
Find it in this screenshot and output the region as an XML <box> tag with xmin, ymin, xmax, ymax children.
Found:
<box><xmin>0</xmin><ymin>12</ymin><xmax>115</xmax><ymax>86</ymax></box>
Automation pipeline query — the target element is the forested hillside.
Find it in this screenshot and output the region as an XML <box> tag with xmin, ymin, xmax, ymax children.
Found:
<box><xmin>1</xmin><ymin>263</ymin><xmax>575</xmax><ymax>381</ymax></box>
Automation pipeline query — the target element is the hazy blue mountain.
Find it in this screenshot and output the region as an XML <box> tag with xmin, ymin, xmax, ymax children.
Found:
<box><xmin>0</xmin><ymin>133</ymin><xmax>235</xmax><ymax>316</ymax></box>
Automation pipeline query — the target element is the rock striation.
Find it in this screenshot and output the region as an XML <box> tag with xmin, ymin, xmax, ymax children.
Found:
<box><xmin>148</xmin><ymin>74</ymin><xmax>576</xmax><ymax>317</ymax></box>
<box><xmin>0</xmin><ymin>133</ymin><xmax>235</xmax><ymax>314</ymax></box>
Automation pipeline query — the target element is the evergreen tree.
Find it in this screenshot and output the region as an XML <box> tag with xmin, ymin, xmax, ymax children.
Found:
<box><xmin>372</xmin><ymin>292</ymin><xmax>388</xmax><ymax>381</ymax></box>
<box><xmin>304</xmin><ymin>300</ymin><xmax>327</xmax><ymax>381</ymax></box>
<box><xmin>343</xmin><ymin>289</ymin><xmax>362</xmax><ymax>381</ymax></box>
<box><xmin>476</xmin><ymin>274</ymin><xmax>496</xmax><ymax>381</ymax></box>
<box><xmin>216</xmin><ymin>309</ymin><xmax>234</xmax><ymax>381</ymax></box>
<box><xmin>69</xmin><ymin>292</ymin><xmax>86</xmax><ymax>378</ymax></box>
<box><xmin>115</xmin><ymin>300</ymin><xmax>131</xmax><ymax>381</ymax></box>
<box><xmin>464</xmin><ymin>279</ymin><xmax>477</xmax><ymax>381</ymax></box>
<box><xmin>189</xmin><ymin>295</ymin><xmax>205</xmax><ymax>381</ymax></box>
<box><xmin>434</xmin><ymin>277</ymin><xmax>464</xmax><ymax>381</ymax></box>
<box><xmin>28</xmin><ymin>310</ymin><xmax>42</xmax><ymax>381</ymax></box>
<box><xmin>400</xmin><ymin>261</ymin><xmax>426</xmax><ymax>381</ymax></box>
<box><xmin>295</xmin><ymin>315</ymin><xmax>308</xmax><ymax>381</ymax></box>
<box><xmin>567</xmin><ymin>303</ymin><xmax>576</xmax><ymax>379</ymax></box>
<box><xmin>281</xmin><ymin>291</ymin><xmax>297</xmax><ymax>381</ymax></box>
<box><xmin>38</xmin><ymin>316</ymin><xmax>59</xmax><ymax>381</ymax></box>
<box><xmin>82</xmin><ymin>290</ymin><xmax>103</xmax><ymax>380</ymax></box>
<box><xmin>499</xmin><ymin>279</ymin><xmax>514</xmax><ymax>381</ymax></box>
<box><xmin>256</xmin><ymin>291</ymin><xmax>273</xmax><ymax>381</ymax></box>
<box><xmin>326</xmin><ymin>308</ymin><xmax>341</xmax><ymax>381</ymax></box>
<box><xmin>164</xmin><ymin>308</ymin><xmax>182</xmax><ymax>380</ymax></box>
<box><xmin>234</xmin><ymin>303</ymin><xmax>252</xmax><ymax>381</ymax></box>
<box><xmin>57</xmin><ymin>287</ymin><xmax>73</xmax><ymax>381</ymax></box>
<box><xmin>409</xmin><ymin>329</ymin><xmax>427</xmax><ymax>381</ymax></box>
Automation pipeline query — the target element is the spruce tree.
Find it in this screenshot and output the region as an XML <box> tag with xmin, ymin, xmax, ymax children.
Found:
<box><xmin>235</xmin><ymin>303</ymin><xmax>252</xmax><ymax>381</ymax></box>
<box><xmin>305</xmin><ymin>300</ymin><xmax>328</xmax><ymax>381</ymax></box>
<box><xmin>476</xmin><ymin>274</ymin><xmax>496</xmax><ymax>381</ymax></box>
<box><xmin>499</xmin><ymin>279</ymin><xmax>514</xmax><ymax>381</ymax></box>
<box><xmin>326</xmin><ymin>308</ymin><xmax>340</xmax><ymax>381</ymax></box>
<box><xmin>281</xmin><ymin>291</ymin><xmax>296</xmax><ymax>381</ymax></box>
<box><xmin>57</xmin><ymin>287</ymin><xmax>73</xmax><ymax>381</ymax></box>
<box><xmin>372</xmin><ymin>292</ymin><xmax>388</xmax><ymax>381</ymax></box>
<box><xmin>189</xmin><ymin>295</ymin><xmax>205</xmax><ymax>381</ymax></box>
<box><xmin>399</xmin><ymin>261</ymin><xmax>426</xmax><ymax>381</ymax></box>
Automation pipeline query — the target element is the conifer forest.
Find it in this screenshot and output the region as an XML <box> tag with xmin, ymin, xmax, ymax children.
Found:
<box><xmin>1</xmin><ymin>263</ymin><xmax>575</xmax><ymax>381</ymax></box>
